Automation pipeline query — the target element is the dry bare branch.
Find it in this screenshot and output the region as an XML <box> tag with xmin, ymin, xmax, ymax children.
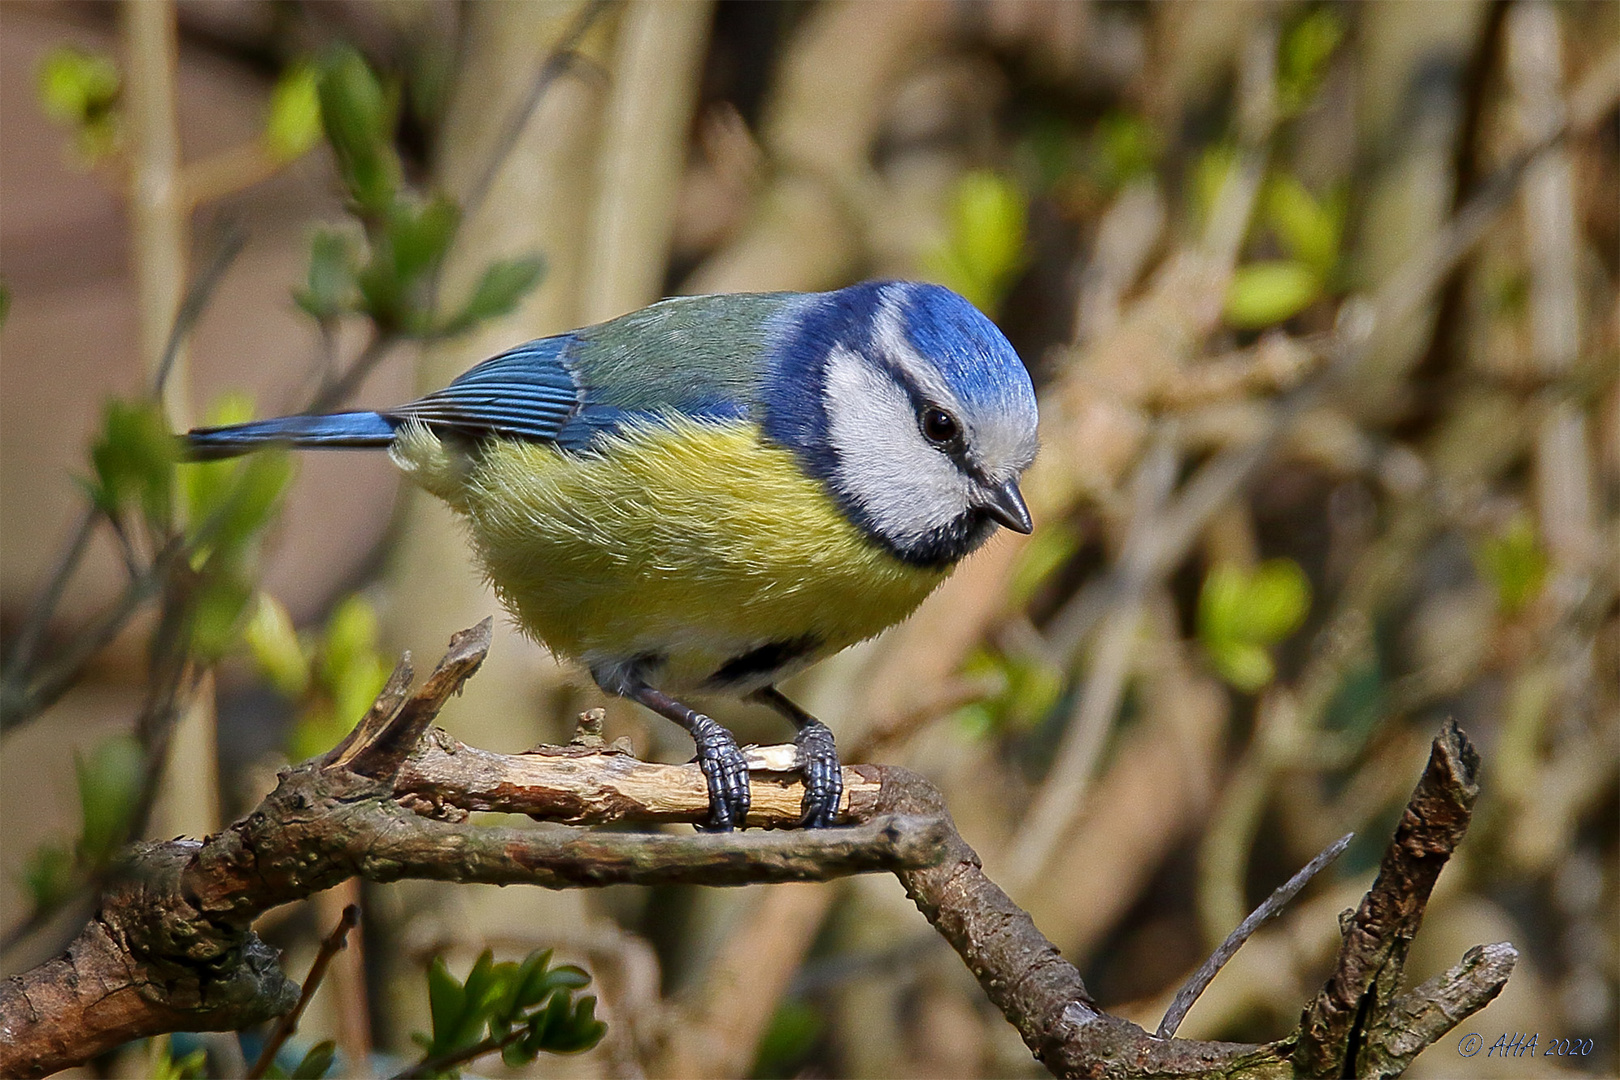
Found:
<box><xmin>0</xmin><ymin>628</ymin><xmax>1515</xmax><ymax>1080</ymax></box>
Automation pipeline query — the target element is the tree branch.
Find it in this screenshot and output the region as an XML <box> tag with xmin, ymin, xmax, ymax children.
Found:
<box><xmin>0</xmin><ymin>631</ymin><xmax>1511</xmax><ymax>1080</ymax></box>
<box><xmin>0</xmin><ymin>627</ymin><xmax>945</xmax><ymax>1080</ymax></box>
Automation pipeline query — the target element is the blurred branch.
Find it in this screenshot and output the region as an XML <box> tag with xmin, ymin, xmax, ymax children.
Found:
<box><xmin>580</xmin><ymin>0</ymin><xmax>712</xmax><ymax>322</ymax></box>
<box><xmin>0</xmin><ymin>227</ymin><xmax>242</xmax><ymax>735</ymax></box>
<box><xmin>458</xmin><ymin>0</ymin><xmax>612</xmax><ymax>236</ymax></box>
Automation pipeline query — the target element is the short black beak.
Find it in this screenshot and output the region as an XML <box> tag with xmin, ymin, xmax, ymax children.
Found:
<box><xmin>981</xmin><ymin>478</ymin><xmax>1033</xmax><ymax>534</ymax></box>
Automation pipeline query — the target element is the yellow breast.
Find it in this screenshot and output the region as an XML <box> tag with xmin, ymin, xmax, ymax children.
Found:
<box><xmin>392</xmin><ymin>419</ymin><xmax>946</xmax><ymax>690</ymax></box>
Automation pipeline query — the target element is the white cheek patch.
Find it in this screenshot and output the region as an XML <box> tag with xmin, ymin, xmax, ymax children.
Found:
<box><xmin>822</xmin><ymin>345</ymin><xmax>972</xmax><ymax>545</ymax></box>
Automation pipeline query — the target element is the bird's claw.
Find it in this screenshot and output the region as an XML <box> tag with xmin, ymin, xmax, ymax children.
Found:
<box><xmin>688</xmin><ymin>713</ymin><xmax>750</xmax><ymax>831</ymax></box>
<box><xmin>794</xmin><ymin>720</ymin><xmax>842</xmax><ymax>829</ymax></box>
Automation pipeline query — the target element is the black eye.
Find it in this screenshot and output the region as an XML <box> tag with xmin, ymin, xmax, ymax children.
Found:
<box><xmin>920</xmin><ymin>407</ymin><xmax>960</xmax><ymax>445</ymax></box>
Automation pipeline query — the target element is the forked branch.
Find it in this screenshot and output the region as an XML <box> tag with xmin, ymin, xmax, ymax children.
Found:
<box><xmin>0</xmin><ymin>627</ymin><xmax>1511</xmax><ymax>1079</ymax></box>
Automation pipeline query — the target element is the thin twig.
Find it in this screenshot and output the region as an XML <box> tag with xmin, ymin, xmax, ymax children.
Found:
<box><xmin>152</xmin><ymin>226</ymin><xmax>247</xmax><ymax>404</ymax></box>
<box><xmin>1157</xmin><ymin>832</ymin><xmax>1353</xmax><ymax>1039</ymax></box>
<box><xmin>392</xmin><ymin>1029</ymin><xmax>524</xmax><ymax>1080</ymax></box>
<box><xmin>0</xmin><ymin>228</ymin><xmax>242</xmax><ymax>735</ymax></box>
<box><xmin>306</xmin><ymin>327</ymin><xmax>399</xmax><ymax>414</ymax></box>
<box><xmin>459</xmin><ymin>0</ymin><xmax>613</xmax><ymax>231</ymax></box>
<box><xmin>0</xmin><ymin>548</ymin><xmax>175</xmax><ymax>733</ymax></box>
<box><xmin>0</xmin><ymin>504</ymin><xmax>99</xmax><ymax>698</ymax></box>
<box><xmin>247</xmin><ymin>904</ymin><xmax>361</xmax><ymax>1079</ymax></box>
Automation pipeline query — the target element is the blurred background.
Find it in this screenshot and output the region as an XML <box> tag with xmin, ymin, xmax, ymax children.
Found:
<box><xmin>1</xmin><ymin>1</ymin><xmax>1615</xmax><ymax>1076</ymax></box>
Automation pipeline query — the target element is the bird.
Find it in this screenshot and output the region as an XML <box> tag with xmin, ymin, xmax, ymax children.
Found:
<box><xmin>184</xmin><ymin>280</ymin><xmax>1039</xmax><ymax>831</ymax></box>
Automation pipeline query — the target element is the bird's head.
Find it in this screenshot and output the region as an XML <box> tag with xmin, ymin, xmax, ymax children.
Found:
<box><xmin>764</xmin><ymin>281</ymin><xmax>1039</xmax><ymax>568</ymax></box>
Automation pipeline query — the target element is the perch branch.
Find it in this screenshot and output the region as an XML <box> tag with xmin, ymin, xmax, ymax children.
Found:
<box><xmin>0</xmin><ymin>628</ymin><xmax>945</xmax><ymax>1080</ymax></box>
<box><xmin>0</xmin><ymin>632</ymin><xmax>1512</xmax><ymax>1080</ymax></box>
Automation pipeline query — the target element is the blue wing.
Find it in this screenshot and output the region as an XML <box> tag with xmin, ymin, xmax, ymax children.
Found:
<box><xmin>386</xmin><ymin>336</ymin><xmax>582</xmax><ymax>443</ymax></box>
<box><xmin>186</xmin><ymin>293</ymin><xmax>800</xmax><ymax>460</ymax></box>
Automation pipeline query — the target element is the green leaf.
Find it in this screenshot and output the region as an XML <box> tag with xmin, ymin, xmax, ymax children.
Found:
<box><xmin>922</xmin><ymin>171</ymin><xmax>1028</xmax><ymax>313</ymax></box>
<box><xmin>38</xmin><ymin>46</ymin><xmax>120</xmax><ymax>124</ymax></box>
<box><xmin>193</xmin><ymin>452</ymin><xmax>294</xmax><ymax>564</ymax></box>
<box><xmin>1278</xmin><ymin>8</ymin><xmax>1346</xmax><ymax>116</ymax></box>
<box><xmin>295</xmin><ymin>230</ymin><xmax>357</xmax><ymax>320</ymax></box>
<box><xmin>0</xmin><ymin>279</ymin><xmax>11</xmax><ymax>330</ymax></box>
<box><xmin>1264</xmin><ymin>174</ymin><xmax>1344</xmax><ymax>279</ymax></box>
<box><xmin>389</xmin><ymin>197</ymin><xmax>460</xmax><ymax>286</ymax></box>
<box><xmin>183</xmin><ymin>393</ymin><xmax>257</xmax><ymax>524</ymax></box>
<box><xmin>37</xmin><ymin>46</ymin><xmax>122</xmax><ymax>164</ymax></box>
<box><xmin>1088</xmin><ymin>111</ymin><xmax>1162</xmax><ymax>192</ymax></box>
<box><xmin>191</xmin><ymin>572</ymin><xmax>256</xmax><ymax>661</ymax></box>
<box><xmin>1474</xmin><ymin>513</ymin><xmax>1548</xmax><ymax>615</ymax></box>
<box><xmin>290</xmin><ymin>1040</ymin><xmax>336</xmax><ymax>1080</ymax></box>
<box><xmin>76</xmin><ymin>734</ymin><xmax>144</xmax><ymax>865</ymax></box>
<box><xmin>512</xmin><ymin>948</ymin><xmax>556</xmax><ymax>1008</ymax></box>
<box><xmin>1241</xmin><ymin>559</ymin><xmax>1313</xmax><ymax>642</ymax></box>
<box><xmin>1205</xmin><ymin>640</ymin><xmax>1276</xmax><ymax>693</ymax></box>
<box><xmin>1010</xmin><ymin>524</ymin><xmax>1081</xmax><ymax>608</ymax></box>
<box><xmin>437</xmin><ymin>256</ymin><xmax>546</xmax><ymax>337</ymax></box>
<box><xmin>501</xmin><ymin>1037</ymin><xmax>538</xmax><ymax>1068</ymax></box>
<box><xmin>246</xmin><ymin>593</ymin><xmax>310</xmax><ymax>697</ymax></box>
<box><xmin>752</xmin><ymin>999</ymin><xmax>822</xmax><ymax>1079</ymax></box>
<box><xmin>1190</xmin><ymin>144</ymin><xmax>1239</xmax><ymax>229</ymax></box>
<box><xmin>321</xmin><ymin>595</ymin><xmax>379</xmax><ymax>680</ymax></box>
<box><xmin>450</xmin><ymin>950</ymin><xmax>497</xmax><ymax>1050</ymax></box>
<box><xmin>425</xmin><ymin>956</ymin><xmax>469</xmax><ymax>1054</ymax></box>
<box><xmin>550</xmin><ymin>995</ymin><xmax>605</xmax><ymax>1054</ymax></box>
<box><xmin>317</xmin><ymin>46</ymin><xmax>399</xmax><ymax>215</ymax></box>
<box><xmin>149</xmin><ymin>1038</ymin><xmax>209</xmax><ymax>1080</ymax></box>
<box><xmin>1224</xmin><ymin>260</ymin><xmax>1322</xmax><ymax>329</ymax></box>
<box><xmin>90</xmin><ymin>399</ymin><xmax>177</xmax><ymax>527</ymax></box>
<box><xmin>265</xmin><ymin>64</ymin><xmax>323</xmax><ymax>163</ymax></box>
<box><xmin>1198</xmin><ymin>560</ymin><xmax>1312</xmax><ymax>692</ymax></box>
<box><xmin>20</xmin><ymin>840</ymin><xmax>77</xmax><ymax>912</ymax></box>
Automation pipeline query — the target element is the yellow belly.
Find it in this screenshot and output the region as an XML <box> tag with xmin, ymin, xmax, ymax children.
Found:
<box><xmin>392</xmin><ymin>419</ymin><xmax>946</xmax><ymax>690</ymax></box>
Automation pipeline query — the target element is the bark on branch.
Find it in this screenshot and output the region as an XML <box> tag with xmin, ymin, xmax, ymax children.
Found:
<box><xmin>0</xmin><ymin>623</ymin><xmax>944</xmax><ymax>1079</ymax></box>
<box><xmin>0</xmin><ymin>627</ymin><xmax>1512</xmax><ymax>1079</ymax></box>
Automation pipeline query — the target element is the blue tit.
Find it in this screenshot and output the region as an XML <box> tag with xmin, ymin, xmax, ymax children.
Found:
<box><xmin>186</xmin><ymin>280</ymin><xmax>1038</xmax><ymax>830</ymax></box>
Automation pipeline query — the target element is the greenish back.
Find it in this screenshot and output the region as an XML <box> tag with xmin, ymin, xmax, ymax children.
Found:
<box><xmin>570</xmin><ymin>292</ymin><xmax>800</xmax><ymax>413</ymax></box>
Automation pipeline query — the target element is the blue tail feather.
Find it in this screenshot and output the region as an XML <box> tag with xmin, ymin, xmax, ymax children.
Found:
<box><xmin>184</xmin><ymin>412</ymin><xmax>398</xmax><ymax>461</ymax></box>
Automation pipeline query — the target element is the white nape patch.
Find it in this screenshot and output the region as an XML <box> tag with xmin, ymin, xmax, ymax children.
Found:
<box><xmin>822</xmin><ymin>344</ymin><xmax>972</xmax><ymax>546</ymax></box>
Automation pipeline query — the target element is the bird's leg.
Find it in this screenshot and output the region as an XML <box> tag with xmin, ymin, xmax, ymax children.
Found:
<box><xmin>598</xmin><ymin>669</ymin><xmax>750</xmax><ymax>832</ymax></box>
<box><xmin>750</xmin><ymin>686</ymin><xmax>842</xmax><ymax>829</ymax></box>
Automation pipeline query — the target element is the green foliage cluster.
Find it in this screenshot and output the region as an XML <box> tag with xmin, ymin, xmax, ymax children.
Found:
<box><xmin>36</xmin><ymin>45</ymin><xmax>121</xmax><ymax>162</ymax></box>
<box><xmin>299</xmin><ymin>47</ymin><xmax>543</xmax><ymax>338</ymax></box>
<box><xmin>413</xmin><ymin>949</ymin><xmax>605</xmax><ymax>1076</ymax></box>
<box><xmin>265</xmin><ymin>1040</ymin><xmax>338</xmax><ymax>1080</ymax></box>
<box><xmin>245</xmin><ymin>592</ymin><xmax>393</xmax><ymax>762</ymax></box>
<box><xmin>1197</xmin><ymin>559</ymin><xmax>1312</xmax><ymax>692</ymax></box>
<box><xmin>148</xmin><ymin>1037</ymin><xmax>208</xmax><ymax>1080</ymax></box>
<box><xmin>1214</xmin><ymin>9</ymin><xmax>1351</xmax><ymax>330</ymax></box>
<box><xmin>21</xmin><ymin>733</ymin><xmax>143</xmax><ymax>913</ymax></box>
<box><xmin>957</xmin><ymin>647</ymin><xmax>1065</xmax><ymax>740</ymax></box>
<box><xmin>18</xmin><ymin>394</ymin><xmax>294</xmax><ymax>915</ymax></box>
